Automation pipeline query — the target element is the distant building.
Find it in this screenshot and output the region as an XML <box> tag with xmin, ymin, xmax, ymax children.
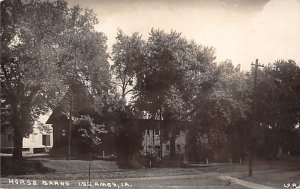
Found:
<box><xmin>141</xmin><ymin>128</ymin><xmax>186</xmax><ymax>159</ymax></box>
<box><xmin>45</xmin><ymin>82</ymin><xmax>97</xmax><ymax>151</ymax></box>
<box><xmin>122</xmin><ymin>118</ymin><xmax>187</xmax><ymax>160</ymax></box>
<box><xmin>45</xmin><ymin>110</ymin><xmax>69</xmax><ymax>150</ymax></box>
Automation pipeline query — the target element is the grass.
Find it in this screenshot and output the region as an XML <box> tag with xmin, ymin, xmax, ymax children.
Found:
<box><xmin>42</xmin><ymin>159</ymin><xmax>120</xmax><ymax>173</ymax></box>
<box><xmin>241</xmin><ymin>170</ymin><xmax>300</xmax><ymax>189</ymax></box>
<box><xmin>1</xmin><ymin>156</ymin><xmax>121</xmax><ymax>179</ymax></box>
<box><xmin>239</xmin><ymin>159</ymin><xmax>300</xmax><ymax>188</ymax></box>
<box><xmin>1</xmin><ymin>157</ymin><xmax>203</xmax><ymax>180</ymax></box>
<box><xmin>1</xmin><ymin>156</ymin><xmax>300</xmax><ymax>188</ymax></box>
<box><xmin>1</xmin><ymin>156</ymin><xmax>206</xmax><ymax>180</ymax></box>
<box><xmin>1</xmin><ymin>157</ymin><xmax>55</xmax><ymax>177</ymax></box>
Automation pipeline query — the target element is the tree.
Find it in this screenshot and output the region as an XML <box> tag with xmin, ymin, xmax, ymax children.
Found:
<box><xmin>187</xmin><ymin>60</ymin><xmax>252</xmax><ymax>162</ymax></box>
<box><xmin>132</xmin><ymin>29</ymin><xmax>217</xmax><ymax>160</ymax></box>
<box><xmin>72</xmin><ymin>115</ymin><xmax>107</xmax><ymax>154</ymax></box>
<box><xmin>115</xmin><ymin>117</ymin><xmax>144</xmax><ymax>168</ymax></box>
<box><xmin>1</xmin><ymin>0</ymin><xmax>68</xmax><ymax>159</ymax></box>
<box><xmin>58</xmin><ymin>5</ymin><xmax>109</xmax><ymax>94</ymax></box>
<box><xmin>0</xmin><ymin>0</ymin><xmax>110</xmax><ymax>159</ymax></box>
<box><xmin>111</xmin><ymin>30</ymin><xmax>145</xmax><ymax>98</ymax></box>
<box><xmin>255</xmin><ymin>60</ymin><xmax>300</xmax><ymax>158</ymax></box>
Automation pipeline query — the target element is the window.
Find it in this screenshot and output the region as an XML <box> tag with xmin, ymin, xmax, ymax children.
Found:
<box><xmin>22</xmin><ymin>148</ymin><xmax>30</xmax><ymax>152</ymax></box>
<box><xmin>42</xmin><ymin>135</ymin><xmax>50</xmax><ymax>146</ymax></box>
<box><xmin>155</xmin><ymin>146</ymin><xmax>161</xmax><ymax>156</ymax></box>
<box><xmin>176</xmin><ymin>130</ymin><xmax>180</xmax><ymax>136</ymax></box>
<box><xmin>8</xmin><ymin>133</ymin><xmax>12</xmax><ymax>142</ymax></box>
<box><xmin>155</xmin><ymin>128</ymin><xmax>159</xmax><ymax>135</ymax></box>
<box><xmin>155</xmin><ymin>146</ymin><xmax>160</xmax><ymax>151</ymax></box>
<box><xmin>166</xmin><ymin>145</ymin><xmax>170</xmax><ymax>151</ymax></box>
<box><xmin>177</xmin><ymin>144</ymin><xmax>181</xmax><ymax>152</ymax></box>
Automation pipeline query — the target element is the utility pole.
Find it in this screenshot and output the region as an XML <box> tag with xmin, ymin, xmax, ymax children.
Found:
<box><xmin>67</xmin><ymin>43</ymin><xmax>76</xmax><ymax>160</ymax></box>
<box><xmin>67</xmin><ymin>92</ymin><xmax>73</xmax><ymax>160</ymax></box>
<box><xmin>88</xmin><ymin>140</ymin><xmax>92</xmax><ymax>189</ymax></box>
<box><xmin>249</xmin><ymin>59</ymin><xmax>263</xmax><ymax>177</ymax></box>
<box><xmin>185</xmin><ymin>129</ymin><xmax>189</xmax><ymax>167</ymax></box>
<box><xmin>67</xmin><ymin>14</ymin><xmax>80</xmax><ymax>159</ymax></box>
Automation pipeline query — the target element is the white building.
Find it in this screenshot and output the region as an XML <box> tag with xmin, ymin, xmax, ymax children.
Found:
<box><xmin>1</xmin><ymin>113</ymin><xmax>53</xmax><ymax>154</ymax></box>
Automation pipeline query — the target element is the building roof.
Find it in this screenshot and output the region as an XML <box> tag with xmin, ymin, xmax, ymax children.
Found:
<box><xmin>46</xmin><ymin>82</ymin><xmax>96</xmax><ymax>124</ymax></box>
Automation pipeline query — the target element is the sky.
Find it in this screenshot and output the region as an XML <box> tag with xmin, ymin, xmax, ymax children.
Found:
<box><xmin>67</xmin><ymin>0</ymin><xmax>300</xmax><ymax>70</ymax></box>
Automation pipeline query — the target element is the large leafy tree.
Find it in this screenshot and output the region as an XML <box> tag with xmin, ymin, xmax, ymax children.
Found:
<box><xmin>186</xmin><ymin>60</ymin><xmax>252</xmax><ymax>162</ymax></box>
<box><xmin>132</xmin><ymin>29</ymin><xmax>217</xmax><ymax>159</ymax></box>
<box><xmin>255</xmin><ymin>60</ymin><xmax>300</xmax><ymax>157</ymax></box>
<box><xmin>213</xmin><ymin>62</ymin><xmax>251</xmax><ymax>161</ymax></box>
<box><xmin>1</xmin><ymin>0</ymin><xmax>68</xmax><ymax>159</ymax></box>
<box><xmin>54</xmin><ymin>5</ymin><xmax>110</xmax><ymax>122</ymax></box>
<box><xmin>1</xmin><ymin>0</ymin><xmax>110</xmax><ymax>159</ymax></box>
<box><xmin>59</xmin><ymin>4</ymin><xmax>109</xmax><ymax>99</ymax></box>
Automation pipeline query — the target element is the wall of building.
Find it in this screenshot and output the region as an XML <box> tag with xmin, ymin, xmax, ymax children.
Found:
<box><xmin>22</xmin><ymin>124</ymin><xmax>53</xmax><ymax>153</ymax></box>
<box><xmin>1</xmin><ymin>128</ymin><xmax>14</xmax><ymax>150</ymax></box>
<box><xmin>1</xmin><ymin>113</ymin><xmax>53</xmax><ymax>153</ymax></box>
<box><xmin>141</xmin><ymin>129</ymin><xmax>186</xmax><ymax>158</ymax></box>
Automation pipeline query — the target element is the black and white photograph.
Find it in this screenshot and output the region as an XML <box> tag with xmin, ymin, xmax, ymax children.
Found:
<box><xmin>1</xmin><ymin>0</ymin><xmax>300</xmax><ymax>188</ymax></box>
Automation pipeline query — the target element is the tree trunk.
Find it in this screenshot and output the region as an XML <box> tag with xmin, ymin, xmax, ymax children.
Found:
<box><xmin>12</xmin><ymin>126</ymin><xmax>23</xmax><ymax>160</ymax></box>
<box><xmin>11</xmin><ymin>103</ymin><xmax>23</xmax><ymax>160</ymax></box>
<box><xmin>248</xmin><ymin>144</ymin><xmax>253</xmax><ymax>176</ymax></box>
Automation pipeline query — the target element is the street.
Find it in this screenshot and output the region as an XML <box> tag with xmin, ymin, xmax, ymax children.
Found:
<box><xmin>1</xmin><ymin>173</ymin><xmax>247</xmax><ymax>189</ymax></box>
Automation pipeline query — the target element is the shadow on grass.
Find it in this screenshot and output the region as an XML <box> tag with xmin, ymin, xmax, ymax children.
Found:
<box><xmin>1</xmin><ymin>156</ymin><xmax>54</xmax><ymax>177</ymax></box>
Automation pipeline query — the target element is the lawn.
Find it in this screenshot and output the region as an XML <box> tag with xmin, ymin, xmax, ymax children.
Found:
<box><xmin>1</xmin><ymin>156</ymin><xmax>300</xmax><ymax>189</ymax></box>
<box><xmin>239</xmin><ymin>159</ymin><xmax>300</xmax><ymax>188</ymax></box>
<box><xmin>1</xmin><ymin>156</ymin><xmax>203</xmax><ymax>180</ymax></box>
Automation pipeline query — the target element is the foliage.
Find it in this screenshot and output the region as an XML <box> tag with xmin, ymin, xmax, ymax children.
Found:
<box><xmin>1</xmin><ymin>0</ymin><xmax>67</xmax><ymax>128</ymax></box>
<box><xmin>36</xmin><ymin>121</ymin><xmax>52</xmax><ymax>134</ymax></box>
<box><xmin>72</xmin><ymin>115</ymin><xmax>107</xmax><ymax>153</ymax></box>
<box><xmin>111</xmin><ymin>30</ymin><xmax>145</xmax><ymax>98</ymax></box>
<box><xmin>56</xmin><ymin>5</ymin><xmax>110</xmax><ymax>115</ymax></box>
<box><xmin>187</xmin><ymin>60</ymin><xmax>252</xmax><ymax>161</ymax></box>
<box><xmin>1</xmin><ymin>0</ymin><xmax>69</xmax><ymax>159</ymax></box>
<box><xmin>132</xmin><ymin>29</ymin><xmax>217</xmax><ymax>120</ymax></box>
<box><xmin>255</xmin><ymin>60</ymin><xmax>300</xmax><ymax>156</ymax></box>
<box><xmin>115</xmin><ymin>119</ymin><xmax>145</xmax><ymax>168</ymax></box>
<box><xmin>133</xmin><ymin>29</ymin><xmax>188</xmax><ymax>116</ymax></box>
<box><xmin>111</xmin><ymin>29</ymin><xmax>218</xmax><ymax>160</ymax></box>
<box><xmin>0</xmin><ymin>0</ymin><xmax>110</xmax><ymax>159</ymax></box>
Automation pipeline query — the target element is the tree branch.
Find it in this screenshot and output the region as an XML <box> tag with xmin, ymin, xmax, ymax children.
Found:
<box><xmin>1</xmin><ymin>62</ymin><xmax>16</xmax><ymax>98</ymax></box>
<box><xmin>123</xmin><ymin>75</ymin><xmax>134</xmax><ymax>91</ymax></box>
<box><xmin>124</xmin><ymin>88</ymin><xmax>134</xmax><ymax>96</ymax></box>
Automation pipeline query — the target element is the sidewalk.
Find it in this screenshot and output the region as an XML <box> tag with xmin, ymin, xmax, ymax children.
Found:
<box><xmin>0</xmin><ymin>153</ymin><xmax>49</xmax><ymax>157</ymax></box>
<box><xmin>219</xmin><ymin>175</ymin><xmax>274</xmax><ymax>189</ymax></box>
<box><xmin>0</xmin><ymin>173</ymin><xmax>270</xmax><ymax>189</ymax></box>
